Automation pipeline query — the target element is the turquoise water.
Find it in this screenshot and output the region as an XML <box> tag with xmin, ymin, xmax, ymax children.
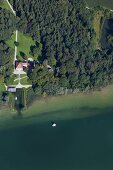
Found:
<box><xmin>0</xmin><ymin>107</ymin><xmax>113</xmax><ymax>170</ymax></box>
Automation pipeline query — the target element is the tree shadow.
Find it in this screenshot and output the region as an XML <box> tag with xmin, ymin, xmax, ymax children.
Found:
<box><xmin>20</xmin><ymin>51</ymin><xmax>25</xmax><ymax>57</ymax></box>
<box><xmin>30</xmin><ymin>45</ymin><xmax>36</xmax><ymax>53</ymax></box>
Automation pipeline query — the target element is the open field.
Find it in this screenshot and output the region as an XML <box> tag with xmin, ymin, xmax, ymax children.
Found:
<box><xmin>86</xmin><ymin>0</ymin><xmax>113</xmax><ymax>9</ymax></box>
<box><xmin>6</xmin><ymin>31</ymin><xmax>35</xmax><ymax>58</ymax></box>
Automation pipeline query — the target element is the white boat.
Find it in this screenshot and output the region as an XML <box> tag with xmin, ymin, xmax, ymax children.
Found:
<box><xmin>52</xmin><ymin>122</ymin><xmax>56</xmax><ymax>127</ymax></box>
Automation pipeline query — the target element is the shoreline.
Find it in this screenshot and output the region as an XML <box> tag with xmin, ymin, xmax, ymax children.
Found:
<box><xmin>0</xmin><ymin>84</ymin><xmax>113</xmax><ymax>115</ymax></box>
<box><xmin>22</xmin><ymin>84</ymin><xmax>113</xmax><ymax>118</ymax></box>
<box><xmin>26</xmin><ymin>84</ymin><xmax>113</xmax><ymax>110</ymax></box>
<box><xmin>0</xmin><ymin>84</ymin><xmax>112</xmax><ymax>130</ymax></box>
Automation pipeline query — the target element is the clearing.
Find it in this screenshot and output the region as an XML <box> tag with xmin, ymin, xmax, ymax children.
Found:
<box><xmin>6</xmin><ymin>31</ymin><xmax>35</xmax><ymax>59</ymax></box>
<box><xmin>93</xmin><ymin>11</ymin><xmax>104</xmax><ymax>49</ymax></box>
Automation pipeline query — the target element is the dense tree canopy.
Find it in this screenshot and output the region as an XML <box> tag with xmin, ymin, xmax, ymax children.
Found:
<box><xmin>1</xmin><ymin>0</ymin><xmax>113</xmax><ymax>98</ymax></box>
<box><xmin>0</xmin><ymin>8</ymin><xmax>16</xmax><ymax>40</ymax></box>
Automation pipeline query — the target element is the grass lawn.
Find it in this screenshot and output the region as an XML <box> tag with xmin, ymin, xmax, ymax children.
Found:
<box><xmin>12</xmin><ymin>74</ymin><xmax>30</xmax><ymax>86</ymax></box>
<box><xmin>0</xmin><ymin>1</ymin><xmax>12</xmax><ymax>11</ymax></box>
<box><xmin>20</xmin><ymin>75</ymin><xmax>27</xmax><ymax>79</ymax></box>
<box><xmin>20</xmin><ymin>77</ymin><xmax>29</xmax><ymax>85</ymax></box>
<box><xmin>93</xmin><ymin>11</ymin><xmax>104</xmax><ymax>49</ymax></box>
<box><xmin>14</xmin><ymin>75</ymin><xmax>30</xmax><ymax>85</ymax></box>
<box><xmin>12</xmin><ymin>80</ymin><xmax>18</xmax><ymax>86</ymax></box>
<box><xmin>86</xmin><ymin>0</ymin><xmax>113</xmax><ymax>9</ymax></box>
<box><xmin>6</xmin><ymin>31</ymin><xmax>35</xmax><ymax>58</ymax></box>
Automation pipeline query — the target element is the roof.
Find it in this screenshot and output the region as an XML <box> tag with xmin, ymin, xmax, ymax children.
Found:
<box><xmin>16</xmin><ymin>62</ymin><xmax>23</xmax><ymax>69</ymax></box>
<box><xmin>8</xmin><ymin>86</ymin><xmax>16</xmax><ymax>92</ymax></box>
<box><xmin>16</xmin><ymin>61</ymin><xmax>30</xmax><ymax>70</ymax></box>
<box><xmin>15</xmin><ymin>61</ymin><xmax>34</xmax><ymax>69</ymax></box>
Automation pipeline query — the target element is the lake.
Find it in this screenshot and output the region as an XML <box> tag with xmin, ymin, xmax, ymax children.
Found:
<box><xmin>0</xmin><ymin>86</ymin><xmax>113</xmax><ymax>169</ymax></box>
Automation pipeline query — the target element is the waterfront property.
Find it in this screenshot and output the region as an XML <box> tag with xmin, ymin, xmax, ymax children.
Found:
<box><xmin>15</xmin><ymin>61</ymin><xmax>29</xmax><ymax>71</ymax></box>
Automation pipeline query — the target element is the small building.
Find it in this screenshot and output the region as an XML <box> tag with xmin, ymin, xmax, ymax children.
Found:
<box><xmin>7</xmin><ymin>86</ymin><xmax>16</xmax><ymax>92</ymax></box>
<box><xmin>15</xmin><ymin>61</ymin><xmax>34</xmax><ymax>71</ymax></box>
<box><xmin>15</xmin><ymin>61</ymin><xmax>29</xmax><ymax>71</ymax></box>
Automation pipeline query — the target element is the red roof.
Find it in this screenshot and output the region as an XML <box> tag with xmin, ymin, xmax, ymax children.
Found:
<box><xmin>16</xmin><ymin>62</ymin><xmax>29</xmax><ymax>69</ymax></box>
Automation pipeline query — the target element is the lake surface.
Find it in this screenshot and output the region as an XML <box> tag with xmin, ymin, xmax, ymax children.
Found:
<box><xmin>0</xmin><ymin>86</ymin><xmax>113</xmax><ymax>170</ymax></box>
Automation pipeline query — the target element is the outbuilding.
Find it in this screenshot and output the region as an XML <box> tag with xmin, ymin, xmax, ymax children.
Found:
<box><xmin>7</xmin><ymin>86</ymin><xmax>16</xmax><ymax>92</ymax></box>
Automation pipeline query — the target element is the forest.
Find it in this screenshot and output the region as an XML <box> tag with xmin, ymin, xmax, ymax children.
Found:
<box><xmin>1</xmin><ymin>0</ymin><xmax>113</xmax><ymax>105</ymax></box>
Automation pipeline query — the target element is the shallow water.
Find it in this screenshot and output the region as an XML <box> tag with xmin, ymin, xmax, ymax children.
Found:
<box><xmin>0</xmin><ymin>87</ymin><xmax>113</xmax><ymax>169</ymax></box>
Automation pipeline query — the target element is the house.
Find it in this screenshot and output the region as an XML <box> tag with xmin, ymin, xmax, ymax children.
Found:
<box><xmin>15</xmin><ymin>61</ymin><xmax>34</xmax><ymax>71</ymax></box>
<box><xmin>7</xmin><ymin>86</ymin><xmax>16</xmax><ymax>92</ymax></box>
<box><xmin>15</xmin><ymin>61</ymin><xmax>29</xmax><ymax>71</ymax></box>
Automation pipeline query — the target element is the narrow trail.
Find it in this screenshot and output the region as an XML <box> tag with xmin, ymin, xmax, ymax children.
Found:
<box><xmin>14</xmin><ymin>30</ymin><xmax>18</xmax><ymax>64</ymax></box>
<box><xmin>5</xmin><ymin>0</ymin><xmax>16</xmax><ymax>16</ymax></box>
<box><xmin>14</xmin><ymin>76</ymin><xmax>27</xmax><ymax>82</ymax></box>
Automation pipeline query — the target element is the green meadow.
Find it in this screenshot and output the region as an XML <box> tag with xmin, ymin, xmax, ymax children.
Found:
<box><xmin>86</xmin><ymin>0</ymin><xmax>113</xmax><ymax>9</ymax></box>
<box><xmin>6</xmin><ymin>31</ymin><xmax>35</xmax><ymax>58</ymax></box>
